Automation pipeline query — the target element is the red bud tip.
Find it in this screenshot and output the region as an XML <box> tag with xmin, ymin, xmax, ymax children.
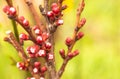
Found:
<box><xmin>37</xmin><ymin>49</ymin><xmax>46</xmax><ymax>57</ymax></box>
<box><xmin>65</xmin><ymin>37</ymin><xmax>73</xmax><ymax>46</ymax></box>
<box><xmin>80</xmin><ymin>18</ymin><xmax>86</xmax><ymax>26</ymax></box>
<box><xmin>41</xmin><ymin>66</ymin><xmax>47</xmax><ymax>73</ymax></box>
<box><xmin>77</xmin><ymin>32</ymin><xmax>84</xmax><ymax>40</ymax></box>
<box><xmin>34</xmin><ymin>61</ymin><xmax>41</xmax><ymax>67</ymax></box>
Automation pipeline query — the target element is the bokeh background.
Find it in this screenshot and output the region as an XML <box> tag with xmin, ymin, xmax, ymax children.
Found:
<box><xmin>0</xmin><ymin>0</ymin><xmax>120</xmax><ymax>79</ymax></box>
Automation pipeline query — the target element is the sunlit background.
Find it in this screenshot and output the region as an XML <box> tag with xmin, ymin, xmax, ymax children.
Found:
<box><xmin>0</xmin><ymin>0</ymin><xmax>120</xmax><ymax>79</ymax></box>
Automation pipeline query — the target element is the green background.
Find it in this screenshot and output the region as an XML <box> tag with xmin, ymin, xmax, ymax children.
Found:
<box><xmin>0</xmin><ymin>0</ymin><xmax>120</xmax><ymax>79</ymax></box>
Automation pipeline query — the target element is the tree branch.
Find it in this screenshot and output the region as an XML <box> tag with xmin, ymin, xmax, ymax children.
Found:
<box><xmin>24</xmin><ymin>0</ymin><xmax>44</xmax><ymax>31</ymax></box>
<box><xmin>4</xmin><ymin>31</ymin><xmax>41</xmax><ymax>79</ymax></box>
<box><xmin>57</xmin><ymin>0</ymin><xmax>85</xmax><ymax>78</ymax></box>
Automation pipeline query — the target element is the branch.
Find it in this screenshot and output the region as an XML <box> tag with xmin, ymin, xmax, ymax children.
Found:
<box><xmin>24</xmin><ymin>0</ymin><xmax>44</xmax><ymax>31</ymax></box>
<box><xmin>13</xmin><ymin>17</ymin><xmax>36</xmax><ymax>43</ymax></box>
<box><xmin>76</xmin><ymin>0</ymin><xmax>85</xmax><ymax>27</ymax></box>
<box><xmin>58</xmin><ymin>0</ymin><xmax>64</xmax><ymax>9</ymax></box>
<box><xmin>4</xmin><ymin>31</ymin><xmax>27</xmax><ymax>61</ymax></box>
<box><xmin>5</xmin><ymin>0</ymin><xmax>19</xmax><ymax>42</ymax></box>
<box><xmin>4</xmin><ymin>31</ymin><xmax>41</xmax><ymax>79</ymax></box>
<box><xmin>57</xmin><ymin>0</ymin><xmax>85</xmax><ymax>78</ymax></box>
<box><xmin>6</xmin><ymin>0</ymin><xmax>13</xmax><ymax>7</ymax></box>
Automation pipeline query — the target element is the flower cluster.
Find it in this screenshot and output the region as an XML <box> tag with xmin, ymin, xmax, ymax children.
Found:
<box><xmin>46</xmin><ymin>3</ymin><xmax>66</xmax><ymax>26</ymax></box>
<box><xmin>3</xmin><ymin>0</ymin><xmax>86</xmax><ymax>79</ymax></box>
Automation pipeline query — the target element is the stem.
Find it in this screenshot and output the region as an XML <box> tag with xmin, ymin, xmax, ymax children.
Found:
<box><xmin>12</xmin><ymin>20</ymin><xmax>19</xmax><ymax>42</ymax></box>
<box><xmin>56</xmin><ymin>0</ymin><xmax>85</xmax><ymax>78</ymax></box>
<box><xmin>6</xmin><ymin>0</ymin><xmax>19</xmax><ymax>42</ymax></box>
<box><xmin>4</xmin><ymin>31</ymin><xmax>40</xmax><ymax>79</ymax></box>
<box><xmin>6</xmin><ymin>0</ymin><xmax>13</xmax><ymax>6</ymax></box>
<box><xmin>24</xmin><ymin>0</ymin><xmax>44</xmax><ymax>30</ymax></box>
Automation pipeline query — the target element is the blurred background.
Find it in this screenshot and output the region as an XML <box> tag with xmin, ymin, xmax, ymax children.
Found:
<box><xmin>0</xmin><ymin>0</ymin><xmax>120</xmax><ymax>79</ymax></box>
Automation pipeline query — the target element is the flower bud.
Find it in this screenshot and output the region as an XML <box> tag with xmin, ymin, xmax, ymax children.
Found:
<box><xmin>47</xmin><ymin>53</ymin><xmax>54</xmax><ymax>60</ymax></box>
<box><xmin>36</xmin><ymin>36</ymin><xmax>43</xmax><ymax>44</ymax></box>
<box><xmin>51</xmin><ymin>3</ymin><xmax>58</xmax><ymax>9</ymax></box>
<box><xmin>76</xmin><ymin>32</ymin><xmax>84</xmax><ymax>40</ymax></box>
<box><xmin>16</xmin><ymin>62</ymin><xmax>26</xmax><ymax>70</ymax></box>
<box><xmin>45</xmin><ymin>42</ymin><xmax>52</xmax><ymax>49</ymax></box>
<box><xmin>34</xmin><ymin>62</ymin><xmax>41</xmax><ymax>67</ymax></box>
<box><xmin>19</xmin><ymin>33</ymin><xmax>29</xmax><ymax>40</ymax></box>
<box><xmin>65</xmin><ymin>37</ymin><xmax>73</xmax><ymax>46</ymax></box>
<box><xmin>56</xmin><ymin>19</ymin><xmax>64</xmax><ymax>26</ymax></box>
<box><xmin>3</xmin><ymin>5</ymin><xmax>10</xmax><ymax>14</ymax></box>
<box><xmin>37</xmin><ymin>49</ymin><xmax>46</xmax><ymax>57</ymax></box>
<box><xmin>52</xmin><ymin>7</ymin><xmax>60</xmax><ymax>14</ymax></box>
<box><xmin>41</xmin><ymin>66</ymin><xmax>47</xmax><ymax>73</ymax></box>
<box><xmin>9</xmin><ymin>7</ymin><xmax>16</xmax><ymax>16</ymax></box>
<box><xmin>47</xmin><ymin>11</ymin><xmax>54</xmax><ymax>17</ymax></box>
<box><xmin>59</xmin><ymin>49</ymin><xmax>65</xmax><ymax>59</ymax></box>
<box><xmin>73</xmin><ymin>50</ymin><xmax>79</xmax><ymax>56</ymax></box>
<box><xmin>33</xmin><ymin>67</ymin><xmax>39</xmax><ymax>74</ymax></box>
<box><xmin>79</xmin><ymin>18</ymin><xmax>86</xmax><ymax>26</ymax></box>
<box><xmin>23</xmin><ymin>19</ymin><xmax>29</xmax><ymax>27</ymax></box>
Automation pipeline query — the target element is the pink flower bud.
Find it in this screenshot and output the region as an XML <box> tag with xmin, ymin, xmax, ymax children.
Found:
<box><xmin>34</xmin><ymin>62</ymin><xmax>41</xmax><ymax>67</ymax></box>
<box><xmin>9</xmin><ymin>7</ymin><xmax>16</xmax><ymax>16</ymax></box>
<box><xmin>52</xmin><ymin>7</ymin><xmax>60</xmax><ymax>14</ymax></box>
<box><xmin>36</xmin><ymin>36</ymin><xmax>43</xmax><ymax>44</ymax></box>
<box><xmin>80</xmin><ymin>18</ymin><xmax>86</xmax><ymax>26</ymax></box>
<box><xmin>33</xmin><ymin>67</ymin><xmax>39</xmax><ymax>74</ymax></box>
<box><xmin>51</xmin><ymin>3</ymin><xmax>58</xmax><ymax>9</ymax></box>
<box><xmin>30</xmin><ymin>45</ymin><xmax>40</xmax><ymax>54</ymax></box>
<box><xmin>37</xmin><ymin>49</ymin><xmax>46</xmax><ymax>57</ymax></box>
<box><xmin>19</xmin><ymin>33</ymin><xmax>29</xmax><ymax>40</ymax></box>
<box><xmin>19</xmin><ymin>16</ymin><xmax>25</xmax><ymax>22</ymax></box>
<box><xmin>67</xmin><ymin>53</ymin><xmax>74</xmax><ymax>58</ymax></box>
<box><xmin>23</xmin><ymin>19</ymin><xmax>29</xmax><ymax>27</ymax></box>
<box><xmin>45</xmin><ymin>42</ymin><xmax>52</xmax><ymax>49</ymax></box>
<box><xmin>47</xmin><ymin>11</ymin><xmax>54</xmax><ymax>17</ymax></box>
<box><xmin>56</xmin><ymin>19</ymin><xmax>64</xmax><ymax>26</ymax></box>
<box><xmin>16</xmin><ymin>62</ymin><xmax>26</xmax><ymax>70</ymax></box>
<box><xmin>3</xmin><ymin>5</ymin><xmax>10</xmax><ymax>14</ymax></box>
<box><xmin>73</xmin><ymin>50</ymin><xmax>79</xmax><ymax>56</ymax></box>
<box><xmin>47</xmin><ymin>53</ymin><xmax>54</xmax><ymax>60</ymax></box>
<box><xmin>65</xmin><ymin>37</ymin><xmax>73</xmax><ymax>46</ymax></box>
<box><xmin>42</xmin><ymin>32</ymin><xmax>49</xmax><ymax>41</ymax></box>
<box><xmin>77</xmin><ymin>32</ymin><xmax>84</xmax><ymax>40</ymax></box>
<box><xmin>41</xmin><ymin>66</ymin><xmax>47</xmax><ymax>73</ymax></box>
<box><xmin>34</xmin><ymin>28</ymin><xmax>41</xmax><ymax>35</ymax></box>
<box><xmin>59</xmin><ymin>49</ymin><xmax>65</xmax><ymax>59</ymax></box>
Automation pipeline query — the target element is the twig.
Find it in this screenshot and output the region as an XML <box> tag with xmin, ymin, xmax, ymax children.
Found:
<box><xmin>4</xmin><ymin>31</ymin><xmax>40</xmax><ymax>79</ymax></box>
<box><xmin>24</xmin><ymin>0</ymin><xmax>44</xmax><ymax>31</ymax></box>
<box><xmin>6</xmin><ymin>0</ymin><xmax>13</xmax><ymax>6</ymax></box>
<box><xmin>58</xmin><ymin>0</ymin><xmax>64</xmax><ymax>9</ymax></box>
<box><xmin>5</xmin><ymin>0</ymin><xmax>19</xmax><ymax>42</ymax></box>
<box><xmin>12</xmin><ymin>20</ymin><xmax>19</xmax><ymax>42</ymax></box>
<box><xmin>4</xmin><ymin>31</ymin><xmax>27</xmax><ymax>61</ymax></box>
<box><xmin>57</xmin><ymin>0</ymin><xmax>85</xmax><ymax>78</ymax></box>
<box><xmin>76</xmin><ymin>0</ymin><xmax>85</xmax><ymax>27</ymax></box>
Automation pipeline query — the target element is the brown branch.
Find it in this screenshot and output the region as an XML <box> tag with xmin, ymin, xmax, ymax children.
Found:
<box><xmin>4</xmin><ymin>31</ymin><xmax>40</xmax><ymax>79</ymax></box>
<box><xmin>76</xmin><ymin>0</ymin><xmax>85</xmax><ymax>27</ymax></box>
<box><xmin>13</xmin><ymin>17</ymin><xmax>36</xmax><ymax>43</ymax></box>
<box><xmin>6</xmin><ymin>0</ymin><xmax>13</xmax><ymax>6</ymax></box>
<box><xmin>56</xmin><ymin>0</ymin><xmax>85</xmax><ymax>78</ymax></box>
<box><xmin>24</xmin><ymin>0</ymin><xmax>44</xmax><ymax>31</ymax></box>
<box><xmin>4</xmin><ymin>31</ymin><xmax>27</xmax><ymax>62</ymax></box>
<box><xmin>58</xmin><ymin>0</ymin><xmax>64</xmax><ymax>9</ymax></box>
<box><xmin>43</xmin><ymin>0</ymin><xmax>57</xmax><ymax>79</ymax></box>
<box><xmin>5</xmin><ymin>0</ymin><xmax>36</xmax><ymax>43</ymax></box>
